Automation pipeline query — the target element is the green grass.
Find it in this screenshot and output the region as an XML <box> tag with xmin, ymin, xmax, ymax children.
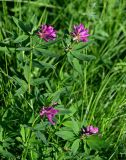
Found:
<box><xmin>0</xmin><ymin>0</ymin><xmax>126</xmax><ymax>159</ymax></box>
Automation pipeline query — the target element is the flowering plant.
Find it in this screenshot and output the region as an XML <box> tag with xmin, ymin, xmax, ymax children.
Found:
<box><xmin>1</xmin><ymin>16</ymin><xmax>104</xmax><ymax>160</ymax></box>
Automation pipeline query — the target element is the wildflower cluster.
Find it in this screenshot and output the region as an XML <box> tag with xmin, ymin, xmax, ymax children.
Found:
<box><xmin>38</xmin><ymin>24</ymin><xmax>99</xmax><ymax>135</ymax></box>
<box><xmin>37</xmin><ymin>23</ymin><xmax>89</xmax><ymax>42</ymax></box>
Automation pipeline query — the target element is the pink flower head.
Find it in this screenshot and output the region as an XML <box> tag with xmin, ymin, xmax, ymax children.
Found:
<box><xmin>40</xmin><ymin>106</ymin><xmax>59</xmax><ymax>125</ymax></box>
<box><xmin>37</xmin><ymin>24</ymin><xmax>56</xmax><ymax>42</ymax></box>
<box><xmin>71</xmin><ymin>24</ymin><xmax>89</xmax><ymax>42</ymax></box>
<box><xmin>82</xmin><ymin>125</ymin><xmax>98</xmax><ymax>135</ymax></box>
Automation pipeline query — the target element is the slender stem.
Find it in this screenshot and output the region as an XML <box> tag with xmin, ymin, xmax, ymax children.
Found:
<box><xmin>5</xmin><ymin>53</ymin><xmax>8</xmax><ymax>75</ymax></box>
<box><xmin>28</xmin><ymin>36</ymin><xmax>33</xmax><ymax>93</ymax></box>
<box><xmin>2</xmin><ymin>0</ymin><xmax>8</xmax><ymax>29</ymax></box>
<box><xmin>22</xmin><ymin>36</ymin><xmax>34</xmax><ymax>159</ymax></box>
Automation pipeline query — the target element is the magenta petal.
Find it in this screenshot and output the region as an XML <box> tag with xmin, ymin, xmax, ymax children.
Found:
<box><xmin>92</xmin><ymin>127</ymin><xmax>99</xmax><ymax>133</ymax></box>
<box><xmin>40</xmin><ymin>107</ymin><xmax>46</xmax><ymax>116</ymax></box>
<box><xmin>83</xmin><ymin>125</ymin><xmax>99</xmax><ymax>135</ymax></box>
<box><xmin>86</xmin><ymin>126</ymin><xmax>90</xmax><ymax>132</ymax></box>
<box><xmin>50</xmin><ymin>108</ymin><xmax>59</xmax><ymax>114</ymax></box>
<box><xmin>89</xmin><ymin>125</ymin><xmax>94</xmax><ymax>131</ymax></box>
<box><xmin>37</xmin><ymin>24</ymin><xmax>57</xmax><ymax>42</ymax></box>
<box><xmin>47</xmin><ymin>114</ymin><xmax>55</xmax><ymax>125</ymax></box>
<box><xmin>71</xmin><ymin>24</ymin><xmax>89</xmax><ymax>42</ymax></box>
<box><xmin>40</xmin><ymin>106</ymin><xmax>59</xmax><ymax>125</ymax></box>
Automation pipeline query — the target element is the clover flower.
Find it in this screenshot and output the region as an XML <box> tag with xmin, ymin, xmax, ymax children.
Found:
<box><xmin>40</xmin><ymin>104</ymin><xmax>59</xmax><ymax>125</ymax></box>
<box><xmin>71</xmin><ymin>24</ymin><xmax>89</xmax><ymax>42</ymax></box>
<box><xmin>82</xmin><ymin>125</ymin><xmax>98</xmax><ymax>135</ymax></box>
<box><xmin>37</xmin><ymin>24</ymin><xmax>56</xmax><ymax>42</ymax></box>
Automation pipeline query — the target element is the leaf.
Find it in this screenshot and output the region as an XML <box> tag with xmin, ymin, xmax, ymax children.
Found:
<box><xmin>33</xmin><ymin>48</ymin><xmax>58</xmax><ymax>57</ymax></box>
<box><xmin>33</xmin><ymin>123</ymin><xmax>45</xmax><ymax>131</ymax></box>
<box><xmin>55</xmin><ymin>106</ymin><xmax>71</xmax><ymax>115</ymax></box>
<box><xmin>71</xmin><ymin>118</ymin><xmax>80</xmax><ymax>135</ymax></box>
<box><xmin>16</xmin><ymin>137</ymin><xmax>22</xmax><ymax>143</ymax></box>
<box><xmin>94</xmin><ymin>155</ymin><xmax>103</xmax><ymax>160</ymax></box>
<box><xmin>30</xmin><ymin>77</ymin><xmax>48</xmax><ymax>86</ymax></box>
<box><xmin>24</xmin><ymin>64</ymin><xmax>30</xmax><ymax>82</ymax></box>
<box><xmin>33</xmin><ymin>60</ymin><xmax>54</xmax><ymax>69</ymax></box>
<box><xmin>13</xmin><ymin>16</ymin><xmax>29</xmax><ymax>33</ymax></box>
<box><xmin>72</xmin><ymin>41</ymin><xmax>93</xmax><ymax>51</ymax></box>
<box><xmin>13</xmin><ymin>76</ymin><xmax>27</xmax><ymax>86</ymax></box>
<box><xmin>20</xmin><ymin>125</ymin><xmax>25</xmax><ymax>143</ymax></box>
<box><xmin>13</xmin><ymin>35</ymin><xmax>29</xmax><ymax>43</ymax></box>
<box><xmin>72</xmin><ymin>51</ymin><xmax>96</xmax><ymax>61</ymax></box>
<box><xmin>72</xmin><ymin>58</ymin><xmax>83</xmax><ymax>75</ymax></box>
<box><xmin>16</xmin><ymin>47</ymin><xmax>31</xmax><ymax>51</ymax></box>
<box><xmin>51</xmin><ymin>87</ymin><xmax>69</xmax><ymax>102</ymax></box>
<box><xmin>12</xmin><ymin>16</ymin><xmax>21</xmax><ymax>28</ymax></box>
<box><xmin>15</xmin><ymin>85</ymin><xmax>28</xmax><ymax>96</ymax></box>
<box><xmin>63</xmin><ymin>119</ymin><xmax>80</xmax><ymax>135</ymax></box>
<box><xmin>13</xmin><ymin>76</ymin><xmax>28</xmax><ymax>96</ymax></box>
<box><xmin>42</xmin><ymin>38</ymin><xmax>62</xmax><ymax>46</ymax></box>
<box><xmin>0</xmin><ymin>146</ymin><xmax>15</xmax><ymax>159</ymax></box>
<box><xmin>0</xmin><ymin>46</ymin><xmax>15</xmax><ymax>52</ymax></box>
<box><xmin>58</xmin><ymin>109</ymin><xmax>71</xmax><ymax>115</ymax></box>
<box><xmin>86</xmin><ymin>135</ymin><xmax>105</xmax><ymax>150</ymax></box>
<box><xmin>63</xmin><ymin>121</ymin><xmax>73</xmax><ymax>128</ymax></box>
<box><xmin>71</xmin><ymin>139</ymin><xmax>80</xmax><ymax>155</ymax></box>
<box><xmin>63</xmin><ymin>105</ymin><xmax>77</xmax><ymax>120</ymax></box>
<box><xmin>35</xmin><ymin>131</ymin><xmax>47</xmax><ymax>144</ymax></box>
<box><xmin>55</xmin><ymin>131</ymin><xmax>75</xmax><ymax>141</ymax></box>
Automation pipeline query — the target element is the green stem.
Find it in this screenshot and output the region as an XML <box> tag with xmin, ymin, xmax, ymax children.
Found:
<box><xmin>32</xmin><ymin>115</ymin><xmax>40</xmax><ymax>127</ymax></box>
<box><xmin>28</xmin><ymin>36</ymin><xmax>33</xmax><ymax>93</ymax></box>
